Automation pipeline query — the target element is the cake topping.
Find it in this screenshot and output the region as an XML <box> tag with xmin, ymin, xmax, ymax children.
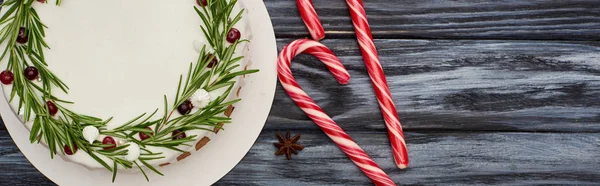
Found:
<box><xmin>46</xmin><ymin>101</ymin><xmax>58</xmax><ymax>116</ymax></box>
<box><xmin>177</xmin><ymin>100</ymin><xmax>194</xmax><ymax>115</ymax></box>
<box><xmin>172</xmin><ymin>130</ymin><xmax>187</xmax><ymax>140</ymax></box>
<box><xmin>191</xmin><ymin>89</ymin><xmax>211</xmax><ymax>109</ymax></box>
<box><xmin>82</xmin><ymin>126</ymin><xmax>99</xmax><ymax>144</ymax></box>
<box><xmin>274</xmin><ymin>131</ymin><xmax>304</xmax><ymax>160</ymax></box>
<box><xmin>18</xmin><ymin>107</ymin><xmax>36</xmax><ymax>121</ymax></box>
<box><xmin>0</xmin><ymin>70</ymin><xmax>14</xmax><ymax>85</ymax></box>
<box><xmin>196</xmin><ymin>0</ymin><xmax>208</xmax><ymax>6</ymax></box>
<box><xmin>138</xmin><ymin>127</ymin><xmax>153</xmax><ymax>141</ymax></box>
<box><xmin>24</xmin><ymin>66</ymin><xmax>39</xmax><ymax>80</ymax></box>
<box><xmin>64</xmin><ymin>144</ymin><xmax>78</xmax><ymax>155</ymax></box>
<box><xmin>117</xmin><ymin>139</ymin><xmax>128</xmax><ymax>146</ymax></box>
<box><xmin>176</xmin><ymin>152</ymin><xmax>192</xmax><ymax>161</ymax></box>
<box><xmin>102</xmin><ymin>136</ymin><xmax>117</xmax><ymax>150</ymax></box>
<box><xmin>195</xmin><ymin>136</ymin><xmax>211</xmax><ymax>151</ymax></box>
<box><xmin>226</xmin><ymin>28</ymin><xmax>241</xmax><ymax>43</ymax></box>
<box><xmin>16</xmin><ymin>27</ymin><xmax>28</xmax><ymax>44</ymax></box>
<box><xmin>124</xmin><ymin>142</ymin><xmax>141</xmax><ymax>161</ymax></box>
<box><xmin>0</xmin><ymin>0</ymin><xmax>255</xmax><ymax>181</ymax></box>
<box><xmin>206</xmin><ymin>54</ymin><xmax>219</xmax><ymax>68</ymax></box>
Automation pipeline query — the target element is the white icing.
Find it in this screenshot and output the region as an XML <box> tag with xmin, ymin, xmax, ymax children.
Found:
<box><xmin>18</xmin><ymin>107</ymin><xmax>36</xmax><ymax>121</ymax></box>
<box><xmin>191</xmin><ymin>89</ymin><xmax>211</xmax><ymax>108</ymax></box>
<box><xmin>193</xmin><ymin>38</ymin><xmax>214</xmax><ymax>54</ymax></box>
<box><xmin>118</xmin><ymin>139</ymin><xmax>128</xmax><ymax>146</ymax></box>
<box><xmin>0</xmin><ymin>0</ymin><xmax>251</xmax><ymax>170</ymax></box>
<box><xmin>124</xmin><ymin>142</ymin><xmax>141</xmax><ymax>161</ymax></box>
<box><xmin>82</xmin><ymin>126</ymin><xmax>99</xmax><ymax>144</ymax></box>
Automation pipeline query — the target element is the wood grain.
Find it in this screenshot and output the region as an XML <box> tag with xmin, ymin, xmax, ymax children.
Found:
<box><xmin>217</xmin><ymin>131</ymin><xmax>600</xmax><ymax>185</ymax></box>
<box><xmin>1</xmin><ymin>38</ymin><xmax>599</xmax><ymax>185</ymax></box>
<box><xmin>268</xmin><ymin>39</ymin><xmax>600</xmax><ymax>133</ymax></box>
<box><xmin>266</xmin><ymin>0</ymin><xmax>600</xmax><ymax>40</ymax></box>
<box><xmin>1</xmin><ymin>130</ymin><xmax>598</xmax><ymax>185</ymax></box>
<box><xmin>0</xmin><ymin>0</ymin><xmax>599</xmax><ymax>185</ymax></box>
<box><xmin>0</xmin><ymin>131</ymin><xmax>54</xmax><ymax>186</ymax></box>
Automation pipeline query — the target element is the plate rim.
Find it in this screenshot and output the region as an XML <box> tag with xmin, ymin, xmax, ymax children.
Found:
<box><xmin>0</xmin><ymin>0</ymin><xmax>277</xmax><ymax>185</ymax></box>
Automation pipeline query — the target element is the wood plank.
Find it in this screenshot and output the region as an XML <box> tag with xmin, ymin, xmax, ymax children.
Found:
<box><xmin>266</xmin><ymin>0</ymin><xmax>600</xmax><ymax>40</ymax></box>
<box><xmin>3</xmin><ymin>0</ymin><xmax>599</xmax><ymax>40</ymax></box>
<box><xmin>268</xmin><ymin>38</ymin><xmax>600</xmax><ymax>132</ymax></box>
<box><xmin>0</xmin><ymin>131</ymin><xmax>54</xmax><ymax>185</ymax></box>
<box><xmin>1</xmin><ymin>39</ymin><xmax>599</xmax><ymax>132</ymax></box>
<box><xmin>0</xmin><ymin>130</ymin><xmax>598</xmax><ymax>185</ymax></box>
<box><xmin>218</xmin><ymin>131</ymin><xmax>600</xmax><ymax>185</ymax></box>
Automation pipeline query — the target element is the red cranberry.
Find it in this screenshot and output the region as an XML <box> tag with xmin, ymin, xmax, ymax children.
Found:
<box><xmin>172</xmin><ymin>130</ymin><xmax>187</xmax><ymax>140</ymax></box>
<box><xmin>102</xmin><ymin>136</ymin><xmax>117</xmax><ymax>150</ymax></box>
<box><xmin>226</xmin><ymin>28</ymin><xmax>241</xmax><ymax>43</ymax></box>
<box><xmin>24</xmin><ymin>66</ymin><xmax>38</xmax><ymax>80</ymax></box>
<box><xmin>0</xmin><ymin>70</ymin><xmax>14</xmax><ymax>85</ymax></box>
<box><xmin>64</xmin><ymin>144</ymin><xmax>77</xmax><ymax>155</ymax></box>
<box><xmin>37</xmin><ymin>0</ymin><xmax>46</xmax><ymax>2</ymax></box>
<box><xmin>16</xmin><ymin>27</ymin><xmax>28</xmax><ymax>44</ymax></box>
<box><xmin>206</xmin><ymin>54</ymin><xmax>218</xmax><ymax>68</ymax></box>
<box><xmin>138</xmin><ymin>127</ymin><xmax>153</xmax><ymax>141</ymax></box>
<box><xmin>46</xmin><ymin>101</ymin><xmax>58</xmax><ymax>116</ymax></box>
<box><xmin>196</xmin><ymin>0</ymin><xmax>208</xmax><ymax>6</ymax></box>
<box><xmin>177</xmin><ymin>100</ymin><xmax>193</xmax><ymax>115</ymax></box>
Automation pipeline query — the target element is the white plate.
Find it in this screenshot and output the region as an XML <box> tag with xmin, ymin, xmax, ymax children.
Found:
<box><xmin>0</xmin><ymin>0</ymin><xmax>277</xmax><ymax>185</ymax></box>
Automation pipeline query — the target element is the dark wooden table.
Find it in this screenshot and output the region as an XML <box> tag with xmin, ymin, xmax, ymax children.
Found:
<box><xmin>2</xmin><ymin>0</ymin><xmax>600</xmax><ymax>185</ymax></box>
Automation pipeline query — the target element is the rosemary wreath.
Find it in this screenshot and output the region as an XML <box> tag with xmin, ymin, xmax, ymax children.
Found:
<box><xmin>0</xmin><ymin>0</ymin><xmax>256</xmax><ymax>182</ymax></box>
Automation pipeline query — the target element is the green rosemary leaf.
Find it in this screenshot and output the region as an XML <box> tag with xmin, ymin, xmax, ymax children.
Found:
<box><xmin>1</xmin><ymin>0</ymin><xmax>18</xmax><ymax>6</ymax></box>
<box><xmin>229</xmin><ymin>9</ymin><xmax>244</xmax><ymax>26</ymax></box>
<box><xmin>64</xmin><ymin>125</ymin><xmax>74</xmax><ymax>153</ymax></box>
<box><xmin>177</xmin><ymin>126</ymin><xmax>214</xmax><ymax>133</ymax></box>
<box><xmin>138</xmin><ymin>156</ymin><xmax>165</xmax><ymax>161</ymax></box>
<box><xmin>29</xmin><ymin>117</ymin><xmax>41</xmax><ymax>142</ymax></box>
<box><xmin>0</xmin><ymin>4</ymin><xmax>18</xmax><ymax>25</ymax></box>
<box><xmin>219</xmin><ymin>69</ymin><xmax>259</xmax><ymax>84</ymax></box>
<box><xmin>139</xmin><ymin>159</ymin><xmax>163</xmax><ymax>176</ymax></box>
<box><xmin>112</xmin><ymin>160</ymin><xmax>118</xmax><ymax>182</ymax></box>
<box><xmin>116</xmin><ymin>158</ymin><xmax>133</xmax><ymax>169</ymax></box>
<box><xmin>223</xmin><ymin>64</ymin><xmax>240</xmax><ymax>74</ymax></box>
<box><xmin>138</xmin><ymin>109</ymin><xmax>158</xmax><ymax>125</ymax></box>
<box><xmin>126</xmin><ymin>127</ymin><xmax>154</xmax><ymax>134</ymax></box>
<box><xmin>154</xmin><ymin>145</ymin><xmax>186</xmax><ymax>153</ymax></box>
<box><xmin>88</xmin><ymin>151</ymin><xmax>113</xmax><ymax>171</ymax></box>
<box><xmin>99</xmin><ymin>144</ymin><xmax>130</xmax><ymax>153</ymax></box>
<box><xmin>114</xmin><ymin>112</ymin><xmax>147</xmax><ymax>130</ymax></box>
<box><xmin>174</xmin><ymin>75</ymin><xmax>183</xmax><ymax>106</ymax></box>
<box><xmin>163</xmin><ymin>95</ymin><xmax>168</xmax><ymax>119</ymax></box>
<box><xmin>134</xmin><ymin>161</ymin><xmax>150</xmax><ymax>182</ymax></box>
<box><xmin>182</xmin><ymin>63</ymin><xmax>193</xmax><ymax>95</ymax></box>
<box><xmin>205</xmin><ymin>81</ymin><xmax>233</xmax><ymax>92</ymax></box>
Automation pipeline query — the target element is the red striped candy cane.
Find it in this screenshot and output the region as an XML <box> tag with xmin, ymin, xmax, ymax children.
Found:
<box><xmin>278</xmin><ymin>39</ymin><xmax>396</xmax><ymax>186</ymax></box>
<box><xmin>297</xmin><ymin>0</ymin><xmax>325</xmax><ymax>40</ymax></box>
<box><xmin>345</xmin><ymin>0</ymin><xmax>409</xmax><ymax>169</ymax></box>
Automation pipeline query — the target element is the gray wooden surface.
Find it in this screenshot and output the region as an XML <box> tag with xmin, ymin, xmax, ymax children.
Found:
<box><xmin>1</xmin><ymin>0</ymin><xmax>600</xmax><ymax>185</ymax></box>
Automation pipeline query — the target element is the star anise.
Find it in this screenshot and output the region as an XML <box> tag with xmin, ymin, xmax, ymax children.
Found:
<box><xmin>274</xmin><ymin>131</ymin><xmax>304</xmax><ymax>160</ymax></box>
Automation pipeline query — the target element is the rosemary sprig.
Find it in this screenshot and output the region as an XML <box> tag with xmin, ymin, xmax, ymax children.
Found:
<box><xmin>0</xmin><ymin>0</ymin><xmax>256</xmax><ymax>182</ymax></box>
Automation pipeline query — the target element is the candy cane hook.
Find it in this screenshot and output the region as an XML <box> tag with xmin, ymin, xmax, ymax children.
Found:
<box><xmin>278</xmin><ymin>39</ymin><xmax>396</xmax><ymax>186</ymax></box>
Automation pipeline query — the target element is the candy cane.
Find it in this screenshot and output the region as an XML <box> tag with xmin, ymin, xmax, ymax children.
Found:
<box><xmin>345</xmin><ymin>0</ymin><xmax>409</xmax><ymax>169</ymax></box>
<box><xmin>278</xmin><ymin>39</ymin><xmax>396</xmax><ymax>186</ymax></box>
<box><xmin>297</xmin><ymin>0</ymin><xmax>325</xmax><ymax>40</ymax></box>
